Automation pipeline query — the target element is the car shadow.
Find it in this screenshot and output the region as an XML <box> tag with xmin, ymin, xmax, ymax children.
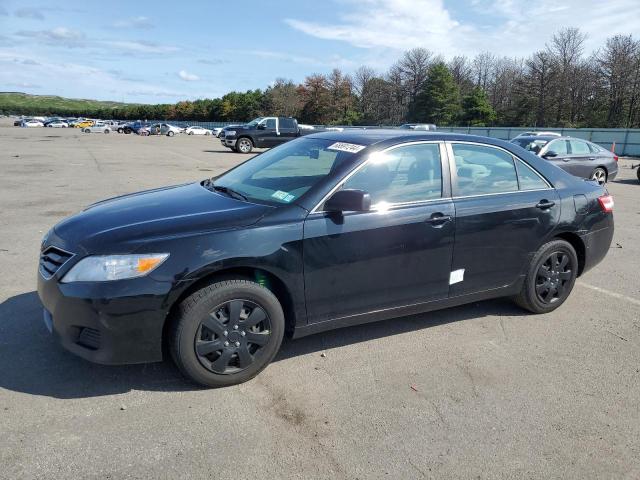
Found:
<box><xmin>0</xmin><ymin>291</ymin><xmax>527</xmax><ymax>399</ymax></box>
<box><xmin>613</xmin><ymin>178</ymin><xmax>639</xmax><ymax>185</ymax></box>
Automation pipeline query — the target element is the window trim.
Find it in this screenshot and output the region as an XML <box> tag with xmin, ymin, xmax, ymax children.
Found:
<box><xmin>310</xmin><ymin>141</ymin><xmax>449</xmax><ymax>214</ymax></box>
<box><xmin>445</xmin><ymin>141</ymin><xmax>553</xmax><ymax>200</ymax></box>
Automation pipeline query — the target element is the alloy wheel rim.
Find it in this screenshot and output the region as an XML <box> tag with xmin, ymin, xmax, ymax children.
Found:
<box><xmin>592</xmin><ymin>169</ymin><xmax>606</xmax><ymax>185</ymax></box>
<box><xmin>535</xmin><ymin>251</ymin><xmax>572</xmax><ymax>304</ymax></box>
<box><xmin>194</xmin><ymin>299</ymin><xmax>271</xmax><ymax>374</ymax></box>
<box><xmin>239</xmin><ymin>139</ymin><xmax>250</xmax><ymax>152</ymax></box>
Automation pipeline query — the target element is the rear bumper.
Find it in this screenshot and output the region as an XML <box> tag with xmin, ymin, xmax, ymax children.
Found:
<box><xmin>37</xmin><ymin>271</ymin><xmax>171</xmax><ymax>365</ymax></box>
<box><xmin>580</xmin><ymin>221</ymin><xmax>614</xmax><ymax>274</ymax></box>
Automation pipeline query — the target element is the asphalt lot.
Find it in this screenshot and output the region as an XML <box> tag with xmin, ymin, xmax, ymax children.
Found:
<box><xmin>0</xmin><ymin>120</ymin><xmax>639</xmax><ymax>479</ymax></box>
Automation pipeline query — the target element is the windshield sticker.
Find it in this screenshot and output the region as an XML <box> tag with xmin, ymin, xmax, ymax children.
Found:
<box><xmin>271</xmin><ymin>190</ymin><xmax>295</xmax><ymax>203</ymax></box>
<box><xmin>327</xmin><ymin>142</ymin><xmax>366</xmax><ymax>153</ymax></box>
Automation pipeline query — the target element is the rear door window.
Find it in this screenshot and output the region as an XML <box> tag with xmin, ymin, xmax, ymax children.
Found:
<box><xmin>515</xmin><ymin>159</ymin><xmax>549</xmax><ymax>191</ymax></box>
<box><xmin>451</xmin><ymin>144</ymin><xmax>518</xmax><ymax>196</ymax></box>
<box><xmin>569</xmin><ymin>140</ymin><xmax>591</xmax><ymax>155</ymax></box>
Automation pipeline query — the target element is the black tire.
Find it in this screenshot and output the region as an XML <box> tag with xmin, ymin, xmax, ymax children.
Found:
<box><xmin>167</xmin><ymin>130</ymin><xmax>174</xmax><ymax>137</ymax></box>
<box><xmin>236</xmin><ymin>137</ymin><xmax>253</xmax><ymax>154</ymax></box>
<box><xmin>124</xmin><ymin>128</ymin><xmax>132</xmax><ymax>134</ymax></box>
<box><xmin>117</xmin><ymin>128</ymin><xmax>124</xmax><ymax>134</ymax></box>
<box><xmin>169</xmin><ymin>279</ymin><xmax>285</xmax><ymax>387</ymax></box>
<box><xmin>83</xmin><ymin>128</ymin><xmax>91</xmax><ymax>133</ymax></box>
<box><xmin>636</xmin><ymin>167</ymin><xmax>640</xmax><ymax>183</ymax></box>
<box><xmin>590</xmin><ymin>167</ymin><xmax>607</xmax><ymax>185</ymax></box>
<box><xmin>513</xmin><ymin>239</ymin><xmax>578</xmax><ymax>314</ymax></box>
<box><xmin>188</xmin><ymin>131</ymin><xmax>194</xmax><ymax>135</ymax></box>
<box><xmin>104</xmin><ymin>129</ymin><xmax>110</xmax><ymax>134</ymax></box>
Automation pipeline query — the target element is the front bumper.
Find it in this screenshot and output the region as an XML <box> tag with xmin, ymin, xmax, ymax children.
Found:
<box><xmin>37</xmin><ymin>267</ymin><xmax>172</xmax><ymax>365</ymax></box>
<box><xmin>222</xmin><ymin>137</ymin><xmax>237</xmax><ymax>148</ymax></box>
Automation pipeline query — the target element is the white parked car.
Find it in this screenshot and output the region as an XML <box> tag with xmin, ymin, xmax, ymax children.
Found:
<box><xmin>513</xmin><ymin>131</ymin><xmax>561</xmax><ymax>139</ymax></box>
<box><xmin>185</xmin><ymin>126</ymin><xmax>213</xmax><ymax>136</ymax></box>
<box><xmin>22</xmin><ymin>120</ymin><xmax>44</xmax><ymax>127</ymax></box>
<box><xmin>47</xmin><ymin>121</ymin><xmax>69</xmax><ymax>128</ymax></box>
<box><xmin>82</xmin><ymin>122</ymin><xmax>112</xmax><ymax>134</ymax></box>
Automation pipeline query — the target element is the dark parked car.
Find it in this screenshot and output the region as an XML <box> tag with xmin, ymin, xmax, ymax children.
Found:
<box><xmin>511</xmin><ymin>135</ymin><xmax>618</xmax><ymax>185</ymax></box>
<box><xmin>122</xmin><ymin>121</ymin><xmax>151</xmax><ymax>135</ymax></box>
<box><xmin>221</xmin><ymin>116</ymin><xmax>314</xmax><ymax>153</ymax></box>
<box><xmin>38</xmin><ymin>131</ymin><xmax>614</xmax><ymax>387</ymax></box>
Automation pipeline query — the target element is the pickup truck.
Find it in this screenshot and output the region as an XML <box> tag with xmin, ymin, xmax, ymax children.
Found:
<box><xmin>221</xmin><ymin>117</ymin><xmax>317</xmax><ymax>153</ymax></box>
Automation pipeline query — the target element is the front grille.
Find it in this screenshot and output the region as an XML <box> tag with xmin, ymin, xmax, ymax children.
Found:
<box><xmin>76</xmin><ymin>327</ymin><xmax>101</xmax><ymax>350</ymax></box>
<box><xmin>39</xmin><ymin>246</ymin><xmax>73</xmax><ymax>279</ymax></box>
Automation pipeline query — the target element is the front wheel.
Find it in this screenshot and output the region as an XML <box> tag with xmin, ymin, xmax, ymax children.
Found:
<box><xmin>236</xmin><ymin>137</ymin><xmax>253</xmax><ymax>154</ymax></box>
<box><xmin>169</xmin><ymin>279</ymin><xmax>285</xmax><ymax>387</ymax></box>
<box><xmin>83</xmin><ymin>128</ymin><xmax>90</xmax><ymax>133</ymax></box>
<box><xmin>513</xmin><ymin>239</ymin><xmax>578</xmax><ymax>314</ymax></box>
<box><xmin>167</xmin><ymin>131</ymin><xmax>174</xmax><ymax>137</ymax></box>
<box><xmin>590</xmin><ymin>167</ymin><xmax>607</xmax><ymax>185</ymax></box>
<box><xmin>117</xmin><ymin>128</ymin><xmax>124</xmax><ymax>133</ymax></box>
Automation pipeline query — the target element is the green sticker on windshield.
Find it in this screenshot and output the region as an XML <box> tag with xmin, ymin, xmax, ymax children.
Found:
<box><xmin>272</xmin><ymin>190</ymin><xmax>295</xmax><ymax>202</ymax></box>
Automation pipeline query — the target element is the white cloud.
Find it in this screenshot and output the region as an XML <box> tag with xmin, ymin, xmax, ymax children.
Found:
<box><xmin>285</xmin><ymin>0</ymin><xmax>640</xmax><ymax>57</ymax></box>
<box><xmin>102</xmin><ymin>40</ymin><xmax>179</xmax><ymax>54</ymax></box>
<box><xmin>15</xmin><ymin>27</ymin><xmax>85</xmax><ymax>47</ymax></box>
<box><xmin>178</xmin><ymin>70</ymin><xmax>199</xmax><ymax>81</ymax></box>
<box><xmin>112</xmin><ymin>16</ymin><xmax>154</xmax><ymax>29</ymax></box>
<box><xmin>231</xmin><ymin>49</ymin><xmax>356</xmax><ymax>68</ymax></box>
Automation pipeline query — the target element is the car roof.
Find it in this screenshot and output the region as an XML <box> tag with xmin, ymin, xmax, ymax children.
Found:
<box><xmin>305</xmin><ymin>129</ymin><xmax>509</xmax><ymax>147</ymax></box>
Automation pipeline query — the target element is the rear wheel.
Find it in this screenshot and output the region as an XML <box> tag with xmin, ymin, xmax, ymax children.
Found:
<box><xmin>169</xmin><ymin>280</ymin><xmax>285</xmax><ymax>387</ymax></box>
<box><xmin>514</xmin><ymin>239</ymin><xmax>578</xmax><ymax>314</ymax></box>
<box><xmin>590</xmin><ymin>167</ymin><xmax>607</xmax><ymax>185</ymax></box>
<box><xmin>167</xmin><ymin>131</ymin><xmax>174</xmax><ymax>137</ymax></box>
<box><xmin>83</xmin><ymin>128</ymin><xmax>90</xmax><ymax>133</ymax></box>
<box><xmin>104</xmin><ymin>129</ymin><xmax>110</xmax><ymax>134</ymax></box>
<box><xmin>236</xmin><ymin>137</ymin><xmax>253</xmax><ymax>154</ymax></box>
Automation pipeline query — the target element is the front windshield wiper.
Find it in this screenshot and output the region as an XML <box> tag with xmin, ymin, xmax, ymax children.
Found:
<box><xmin>211</xmin><ymin>184</ymin><xmax>248</xmax><ymax>202</ymax></box>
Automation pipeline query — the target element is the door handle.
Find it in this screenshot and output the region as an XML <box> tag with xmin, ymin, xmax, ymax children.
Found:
<box><xmin>425</xmin><ymin>213</ymin><xmax>452</xmax><ymax>225</ymax></box>
<box><xmin>588</xmin><ymin>157</ymin><xmax>596</xmax><ymax>161</ymax></box>
<box><xmin>536</xmin><ymin>200</ymin><xmax>555</xmax><ymax>210</ymax></box>
<box><xmin>562</xmin><ymin>158</ymin><xmax>570</xmax><ymax>162</ymax></box>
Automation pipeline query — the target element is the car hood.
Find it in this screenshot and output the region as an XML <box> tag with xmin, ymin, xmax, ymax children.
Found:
<box><xmin>53</xmin><ymin>182</ymin><xmax>270</xmax><ymax>254</ymax></box>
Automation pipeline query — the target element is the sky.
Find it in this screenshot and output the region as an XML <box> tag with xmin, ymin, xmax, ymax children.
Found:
<box><xmin>0</xmin><ymin>0</ymin><xmax>638</xmax><ymax>104</ymax></box>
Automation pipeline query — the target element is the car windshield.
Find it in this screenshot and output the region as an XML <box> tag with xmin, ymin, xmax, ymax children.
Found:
<box><xmin>211</xmin><ymin>137</ymin><xmax>360</xmax><ymax>205</ymax></box>
<box><xmin>245</xmin><ymin>117</ymin><xmax>264</xmax><ymax>127</ymax></box>
<box><xmin>512</xmin><ymin>138</ymin><xmax>549</xmax><ymax>153</ymax></box>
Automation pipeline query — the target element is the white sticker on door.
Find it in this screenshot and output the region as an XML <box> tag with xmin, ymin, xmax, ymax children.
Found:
<box><xmin>449</xmin><ymin>269</ymin><xmax>465</xmax><ymax>285</ymax></box>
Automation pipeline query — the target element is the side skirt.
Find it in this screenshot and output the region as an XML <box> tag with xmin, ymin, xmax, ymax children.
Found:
<box><xmin>291</xmin><ymin>278</ymin><xmax>523</xmax><ymax>339</ymax></box>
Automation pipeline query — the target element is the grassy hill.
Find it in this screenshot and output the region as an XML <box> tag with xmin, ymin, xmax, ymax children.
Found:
<box><xmin>0</xmin><ymin>92</ymin><xmax>140</xmax><ymax>116</ymax></box>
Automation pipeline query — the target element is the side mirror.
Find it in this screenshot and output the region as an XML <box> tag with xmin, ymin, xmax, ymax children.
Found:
<box><xmin>324</xmin><ymin>189</ymin><xmax>371</xmax><ymax>213</ymax></box>
<box><xmin>543</xmin><ymin>150</ymin><xmax>558</xmax><ymax>159</ymax></box>
<box><xmin>257</xmin><ymin>123</ymin><xmax>266</xmax><ymax>130</ymax></box>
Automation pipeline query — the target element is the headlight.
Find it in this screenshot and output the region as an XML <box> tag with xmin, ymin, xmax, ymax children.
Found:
<box><xmin>61</xmin><ymin>253</ymin><xmax>169</xmax><ymax>283</ymax></box>
<box><xmin>226</xmin><ymin>130</ymin><xmax>236</xmax><ymax>136</ymax></box>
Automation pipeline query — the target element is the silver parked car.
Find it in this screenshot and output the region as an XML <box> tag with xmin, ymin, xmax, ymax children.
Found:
<box><xmin>82</xmin><ymin>122</ymin><xmax>112</xmax><ymax>134</ymax></box>
<box><xmin>511</xmin><ymin>135</ymin><xmax>618</xmax><ymax>185</ymax></box>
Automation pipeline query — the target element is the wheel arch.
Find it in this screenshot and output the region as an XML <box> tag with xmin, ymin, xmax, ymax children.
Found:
<box><xmin>163</xmin><ymin>266</ymin><xmax>298</xmax><ymax>350</ymax></box>
<box><xmin>553</xmin><ymin>231</ymin><xmax>586</xmax><ymax>276</ymax></box>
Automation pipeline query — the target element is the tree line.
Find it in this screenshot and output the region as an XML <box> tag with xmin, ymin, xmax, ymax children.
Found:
<box><xmin>6</xmin><ymin>29</ymin><xmax>640</xmax><ymax>128</ymax></box>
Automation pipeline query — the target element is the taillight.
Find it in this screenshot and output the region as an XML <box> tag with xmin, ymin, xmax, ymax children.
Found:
<box><xmin>598</xmin><ymin>195</ymin><xmax>614</xmax><ymax>213</ymax></box>
<box><xmin>613</xmin><ymin>155</ymin><xmax>618</xmax><ymax>162</ymax></box>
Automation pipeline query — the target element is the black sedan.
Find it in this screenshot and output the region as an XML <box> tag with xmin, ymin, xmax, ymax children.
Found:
<box><xmin>511</xmin><ymin>135</ymin><xmax>618</xmax><ymax>185</ymax></box>
<box><xmin>38</xmin><ymin>131</ymin><xmax>614</xmax><ymax>387</ymax></box>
